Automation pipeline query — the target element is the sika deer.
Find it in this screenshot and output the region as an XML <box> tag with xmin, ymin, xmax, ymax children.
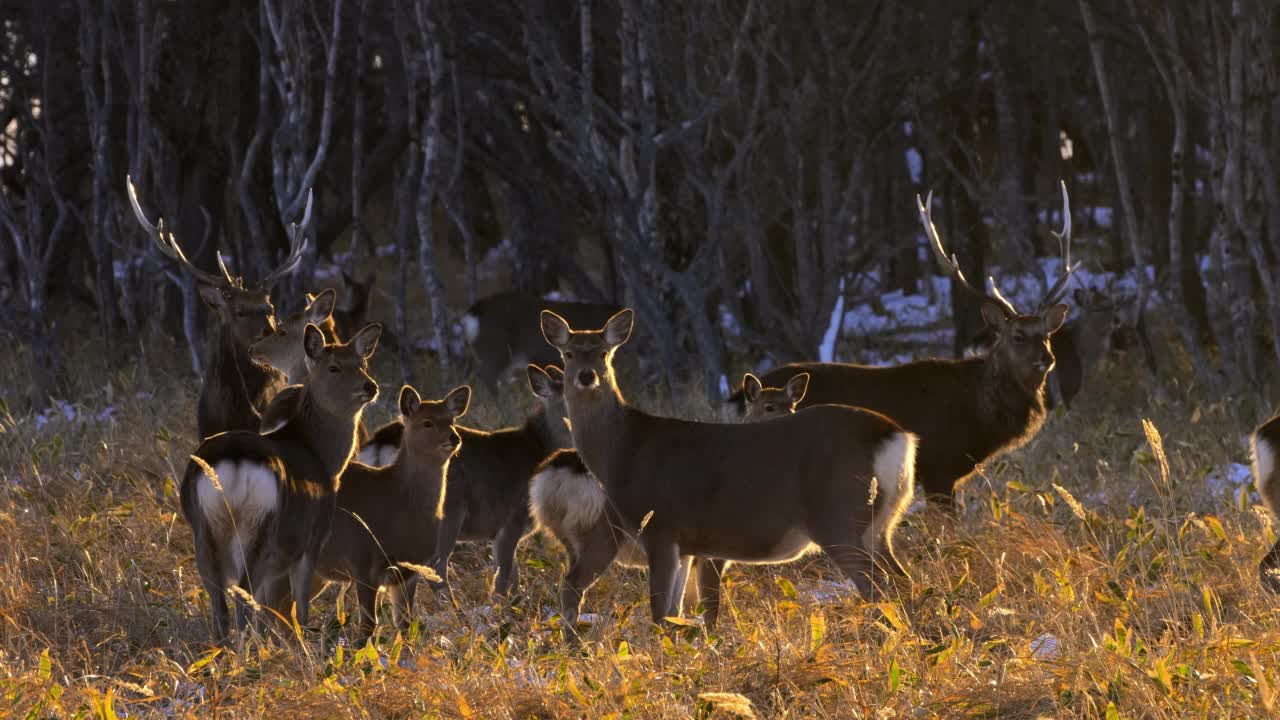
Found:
<box><xmin>462</xmin><ymin>291</ymin><xmax>622</xmax><ymax>395</ymax></box>
<box><xmin>735</xmin><ymin>185</ymin><xmax>1077</xmax><ymax>505</ymax></box>
<box><xmin>180</xmin><ymin>322</ymin><xmax>381</xmax><ymax>642</ymax></box>
<box><xmin>542</xmin><ymin>309</ymin><xmax>917</xmax><ymax>625</ymax></box>
<box><xmin>127</xmin><ymin>177</ymin><xmax>310</xmax><ymax>438</ymax></box>
<box><xmin>529</xmin><ymin>370</ymin><xmax>810</xmax><ymax>629</ymax></box>
<box><xmin>427</xmin><ymin>364</ymin><xmax>574</xmax><ymax>601</ymax></box>
<box><xmin>313</xmin><ymin>384</ymin><xmax>470</xmax><ymax>640</ymax></box>
<box><xmin>1251</xmin><ymin>416</ymin><xmax>1280</xmax><ymax>592</ymax></box>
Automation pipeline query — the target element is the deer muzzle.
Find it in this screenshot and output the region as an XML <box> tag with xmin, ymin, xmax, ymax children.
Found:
<box><xmin>576</xmin><ymin>369</ymin><xmax>599</xmax><ymax>389</ymax></box>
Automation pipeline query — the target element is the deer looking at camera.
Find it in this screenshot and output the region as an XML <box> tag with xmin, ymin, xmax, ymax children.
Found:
<box><xmin>529</xmin><ymin>370</ymin><xmax>810</xmax><ymax>630</ymax></box>
<box><xmin>180</xmin><ymin>322</ymin><xmax>381</xmax><ymax>642</ymax></box>
<box><xmin>542</xmin><ymin>309</ymin><xmax>917</xmax><ymax>625</ymax></box>
<box><xmin>737</xmin><ymin>184</ymin><xmax>1077</xmax><ymax>505</ymax></box>
<box><xmin>1251</xmin><ymin>416</ymin><xmax>1280</xmax><ymax>593</ymax></box>
<box><xmin>312</xmin><ymin>384</ymin><xmax>470</xmax><ymax>641</ymax></box>
<box><xmin>126</xmin><ymin>176</ymin><xmax>310</xmax><ymax>439</ymax></box>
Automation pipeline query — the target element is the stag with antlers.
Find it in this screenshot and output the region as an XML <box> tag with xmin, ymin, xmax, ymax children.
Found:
<box><xmin>737</xmin><ymin>183</ymin><xmax>1078</xmax><ymax>505</ymax></box>
<box><xmin>126</xmin><ymin>176</ymin><xmax>311</xmax><ymax>439</ymax></box>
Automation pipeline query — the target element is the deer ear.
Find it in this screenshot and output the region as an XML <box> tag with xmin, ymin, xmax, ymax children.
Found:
<box><xmin>544</xmin><ymin>364</ymin><xmax>564</xmax><ymax>384</ymax></box>
<box><xmin>1044</xmin><ymin>303</ymin><xmax>1069</xmax><ymax>334</ymax></box>
<box><xmin>198</xmin><ymin>283</ymin><xmax>227</xmax><ymax>310</ymax></box>
<box><xmin>742</xmin><ymin>373</ymin><xmax>763</xmax><ymax>403</ymax></box>
<box><xmin>603</xmin><ymin>309</ymin><xmax>634</xmax><ymax>347</ymax></box>
<box><xmin>260</xmin><ymin>385</ymin><xmax>303</xmax><ymax>434</ymax></box>
<box><xmin>786</xmin><ymin>373</ymin><xmax>810</xmax><ymax>405</ymax></box>
<box><xmin>352</xmin><ymin>323</ymin><xmax>382</xmax><ymax>359</ymax></box>
<box><xmin>527</xmin><ymin>364</ymin><xmax>556</xmax><ymax>399</ymax></box>
<box><xmin>399</xmin><ymin>385</ymin><xmax>422</xmax><ymax>418</ymax></box>
<box><xmin>979</xmin><ymin>302</ymin><xmax>1009</xmax><ymax>331</ymax></box>
<box><xmin>307</xmin><ymin>288</ymin><xmax>337</xmax><ymax>324</ymax></box>
<box><xmin>303</xmin><ymin>323</ymin><xmax>327</xmax><ymax>360</ymax></box>
<box><xmin>444</xmin><ymin>385</ymin><xmax>471</xmax><ymax>418</ymax></box>
<box><xmin>541</xmin><ymin>310</ymin><xmax>571</xmax><ymax>348</ymax></box>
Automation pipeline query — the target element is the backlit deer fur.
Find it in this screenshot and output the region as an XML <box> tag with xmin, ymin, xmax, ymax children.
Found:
<box><xmin>180</xmin><ymin>322</ymin><xmax>381</xmax><ymax>642</ymax></box>
<box><xmin>1251</xmin><ymin>416</ymin><xmax>1280</xmax><ymax>592</ymax></box>
<box><xmin>462</xmin><ymin>291</ymin><xmax>622</xmax><ymax>395</ymax></box>
<box><xmin>358</xmin><ymin>365</ymin><xmax>573</xmax><ymax>599</ymax></box>
<box><xmin>313</xmin><ymin>384</ymin><xmax>470</xmax><ymax>640</ymax></box>
<box><xmin>542</xmin><ymin>309</ymin><xmax>917</xmax><ymax>625</ymax></box>
<box><xmin>529</xmin><ymin>371</ymin><xmax>810</xmax><ymax>629</ymax></box>
<box><xmin>127</xmin><ymin>177</ymin><xmax>310</xmax><ymax>438</ymax></box>
<box><xmin>736</xmin><ymin>185</ymin><xmax>1077</xmax><ymax>505</ymax></box>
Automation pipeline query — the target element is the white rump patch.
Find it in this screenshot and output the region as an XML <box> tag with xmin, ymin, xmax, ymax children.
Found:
<box><xmin>1253</xmin><ymin>435</ymin><xmax>1275</xmax><ymax>507</ymax></box>
<box><xmin>863</xmin><ymin>431</ymin><xmax>919</xmax><ymax>552</ymax></box>
<box><xmin>461</xmin><ymin>313</ymin><xmax>480</xmax><ymax>342</ymax></box>
<box><xmin>530</xmin><ymin>466</ymin><xmax>606</xmax><ymax>550</ymax></box>
<box><xmin>194</xmin><ymin>459</ymin><xmax>281</xmax><ymax>583</ymax></box>
<box><xmin>357</xmin><ymin>444</ymin><xmax>399</xmax><ymax>468</ymax></box>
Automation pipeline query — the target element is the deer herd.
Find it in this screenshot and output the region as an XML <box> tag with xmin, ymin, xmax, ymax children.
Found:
<box><xmin>123</xmin><ymin>177</ymin><xmax>1280</xmax><ymax>646</ymax></box>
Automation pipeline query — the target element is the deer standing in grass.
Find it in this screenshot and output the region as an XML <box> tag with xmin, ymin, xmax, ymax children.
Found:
<box><xmin>126</xmin><ymin>176</ymin><xmax>310</xmax><ymax>439</ymax></box>
<box><xmin>312</xmin><ymin>384</ymin><xmax>470</xmax><ymax>641</ymax></box>
<box><xmin>462</xmin><ymin>291</ymin><xmax>622</xmax><ymax>395</ymax></box>
<box><xmin>530</xmin><ymin>370</ymin><xmax>809</xmax><ymax>629</ymax></box>
<box><xmin>738</xmin><ymin>185</ymin><xmax>1077</xmax><ymax>505</ymax></box>
<box><xmin>542</xmin><ymin>309</ymin><xmax>917</xmax><ymax>625</ymax></box>
<box><xmin>1251</xmin><ymin>416</ymin><xmax>1280</xmax><ymax>593</ymax></box>
<box><xmin>180</xmin><ymin>322</ymin><xmax>381</xmax><ymax>642</ymax></box>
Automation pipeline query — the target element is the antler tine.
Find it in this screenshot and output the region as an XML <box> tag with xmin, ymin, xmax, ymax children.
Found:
<box><xmin>1039</xmin><ymin>180</ymin><xmax>1080</xmax><ymax>310</ymax></box>
<box><xmin>127</xmin><ymin>175</ymin><xmax>178</xmax><ymax>260</ymax></box>
<box><xmin>260</xmin><ymin>188</ymin><xmax>314</xmax><ymax>290</ymax></box>
<box><xmin>126</xmin><ymin>175</ymin><xmax>228</xmax><ymax>286</ymax></box>
<box><xmin>917</xmin><ymin>191</ymin><xmax>1017</xmax><ymax>315</ymax></box>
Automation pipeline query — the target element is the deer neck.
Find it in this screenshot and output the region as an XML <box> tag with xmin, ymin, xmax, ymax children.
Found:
<box><xmin>386</xmin><ymin>446</ymin><xmax>450</xmax><ymax>502</ymax></box>
<box><xmin>979</xmin><ymin>354</ymin><xmax>1046</xmax><ymax>428</ymax></box>
<box><xmin>290</xmin><ymin>390</ymin><xmax>363</xmax><ymax>482</ymax></box>
<box><xmin>209</xmin><ymin>323</ymin><xmax>280</xmax><ymax>404</ymax></box>
<box><xmin>563</xmin><ymin>379</ymin><xmax>631</xmax><ymax>482</ymax></box>
<box><xmin>525</xmin><ymin>403</ymin><xmax>571</xmax><ymax>454</ymax></box>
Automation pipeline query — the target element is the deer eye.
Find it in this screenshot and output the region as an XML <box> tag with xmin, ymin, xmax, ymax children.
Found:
<box><xmin>328</xmin><ymin>364</ymin><xmax>340</xmax><ymax>373</ymax></box>
<box><xmin>422</xmin><ymin>420</ymin><xmax>434</xmax><ymax>428</ymax></box>
<box><xmin>564</xmin><ymin>351</ymin><xmax>575</xmax><ymax>360</ymax></box>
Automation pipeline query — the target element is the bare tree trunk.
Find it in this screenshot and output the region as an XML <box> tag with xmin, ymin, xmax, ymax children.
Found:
<box><xmin>350</xmin><ymin>0</ymin><xmax>369</xmax><ymax>260</ymax></box>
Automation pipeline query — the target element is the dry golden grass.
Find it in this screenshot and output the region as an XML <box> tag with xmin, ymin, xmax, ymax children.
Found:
<box><xmin>1</xmin><ymin>332</ymin><xmax>1278</xmax><ymax>719</ymax></box>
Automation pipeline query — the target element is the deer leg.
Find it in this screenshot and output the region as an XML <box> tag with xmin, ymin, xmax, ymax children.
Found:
<box><xmin>644</xmin><ymin>536</ymin><xmax>682</xmax><ymax>625</ymax></box>
<box><xmin>354</xmin><ymin>580</ymin><xmax>379</xmax><ymax>643</ymax></box>
<box><xmin>192</xmin><ymin>532</ymin><xmax>231</xmax><ymax>643</ymax></box>
<box><xmin>696</xmin><ymin>559</ymin><xmax>730</xmax><ymax>630</ymax></box>
<box><xmin>288</xmin><ymin>552</ymin><xmax>317</xmax><ymax>631</ymax></box>
<box><xmin>558</xmin><ymin>519</ymin><xmax>619</xmax><ymax>632</ymax></box>
<box><xmin>491</xmin><ymin>515</ymin><xmax>527</xmax><ymax>598</ymax></box>
<box><xmin>431</xmin><ymin>507</ymin><xmax>467</xmax><ymax>605</ymax></box>
<box><xmin>391</xmin><ymin>575</ymin><xmax>420</xmax><ymax>631</ymax></box>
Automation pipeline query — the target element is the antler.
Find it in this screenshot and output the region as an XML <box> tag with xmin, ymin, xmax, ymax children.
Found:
<box><xmin>259</xmin><ymin>188</ymin><xmax>313</xmax><ymax>290</ymax></box>
<box><xmin>917</xmin><ymin>190</ymin><xmax>1018</xmax><ymax>316</ymax></box>
<box><xmin>1037</xmin><ymin>180</ymin><xmax>1080</xmax><ymax>311</ymax></box>
<box><xmin>126</xmin><ymin>175</ymin><xmax>232</xmax><ymax>287</ymax></box>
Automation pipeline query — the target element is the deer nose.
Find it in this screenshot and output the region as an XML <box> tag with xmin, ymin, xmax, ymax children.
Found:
<box><xmin>448</xmin><ymin>431</ymin><xmax>460</xmax><ymax>448</ymax></box>
<box><xmin>577</xmin><ymin>369</ymin><xmax>598</xmax><ymax>388</ymax></box>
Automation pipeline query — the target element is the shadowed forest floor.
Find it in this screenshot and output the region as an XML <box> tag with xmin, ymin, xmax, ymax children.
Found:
<box><xmin>1</xmin><ymin>327</ymin><xmax>1278</xmax><ymax>719</ymax></box>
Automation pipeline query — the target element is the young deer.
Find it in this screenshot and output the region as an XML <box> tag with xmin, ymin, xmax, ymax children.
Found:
<box><xmin>462</xmin><ymin>291</ymin><xmax>622</xmax><ymax>395</ymax></box>
<box><xmin>127</xmin><ymin>177</ymin><xmax>309</xmax><ymax>438</ymax></box>
<box><xmin>1251</xmin><ymin>416</ymin><xmax>1280</xmax><ymax>593</ymax></box>
<box><xmin>426</xmin><ymin>364</ymin><xmax>574</xmax><ymax>601</ymax></box>
<box><xmin>180</xmin><ymin>322</ymin><xmax>381</xmax><ymax>642</ymax></box>
<box><xmin>737</xmin><ymin>185</ymin><xmax>1077</xmax><ymax>505</ymax></box>
<box><xmin>542</xmin><ymin>309</ymin><xmax>917</xmax><ymax>625</ymax></box>
<box><xmin>312</xmin><ymin>384</ymin><xmax>470</xmax><ymax>641</ymax></box>
<box><xmin>529</xmin><ymin>370</ymin><xmax>810</xmax><ymax>629</ymax></box>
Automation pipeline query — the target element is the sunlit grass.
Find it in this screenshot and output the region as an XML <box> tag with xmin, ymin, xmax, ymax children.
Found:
<box><xmin>0</xmin><ymin>332</ymin><xmax>1277</xmax><ymax>718</ymax></box>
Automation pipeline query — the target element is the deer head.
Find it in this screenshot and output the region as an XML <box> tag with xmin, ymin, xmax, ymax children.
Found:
<box><xmin>249</xmin><ymin>289</ymin><xmax>338</xmax><ymax>382</ymax></box>
<box><xmin>126</xmin><ymin>175</ymin><xmax>311</xmax><ymax>350</ymax></box>
<box><xmin>540</xmin><ymin>308</ymin><xmax>633</xmax><ymax>403</ymax></box>
<box><xmin>741</xmin><ymin>372</ymin><xmax>809</xmax><ymax>422</ymax></box>
<box><xmin>300</xmin><ymin>322</ymin><xmax>382</xmax><ymax>417</ymax></box>
<box><xmin>398</xmin><ymin>384</ymin><xmax>469</xmax><ymax>461</ymax></box>
<box><xmin>527</xmin><ymin>364</ymin><xmax>573</xmax><ymax>448</ymax></box>
<box><xmin>918</xmin><ymin>181</ymin><xmax>1077</xmax><ymax>398</ymax></box>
